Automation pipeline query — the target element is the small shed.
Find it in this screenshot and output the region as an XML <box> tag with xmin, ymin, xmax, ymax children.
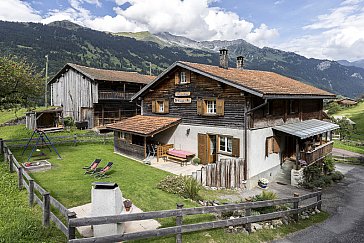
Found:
<box><xmin>26</xmin><ymin>108</ymin><xmax>63</xmax><ymax>131</ymax></box>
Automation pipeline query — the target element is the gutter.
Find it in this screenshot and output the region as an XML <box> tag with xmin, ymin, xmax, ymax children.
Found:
<box><xmin>243</xmin><ymin>99</ymin><xmax>268</xmax><ymax>180</ymax></box>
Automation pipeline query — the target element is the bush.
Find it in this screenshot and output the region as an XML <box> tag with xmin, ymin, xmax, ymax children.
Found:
<box><xmin>330</xmin><ymin>171</ymin><xmax>344</xmax><ymax>181</ymax></box>
<box><xmin>252</xmin><ymin>191</ymin><xmax>278</xmax><ymax>214</ymax></box>
<box><xmin>192</xmin><ymin>157</ymin><xmax>201</xmax><ymax>165</ymax></box>
<box><xmin>157</xmin><ymin>175</ymin><xmax>202</xmax><ymax>200</ymax></box>
<box><xmin>63</xmin><ymin>117</ymin><xmax>74</xmax><ymax>127</ymax></box>
<box><xmin>323</xmin><ymin>156</ymin><xmax>335</xmax><ymax>174</ymax></box>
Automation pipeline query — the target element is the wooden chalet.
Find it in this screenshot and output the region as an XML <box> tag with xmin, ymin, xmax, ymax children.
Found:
<box><xmin>107</xmin><ymin>50</ymin><xmax>339</xmax><ymax>188</ymax></box>
<box><xmin>48</xmin><ymin>63</ymin><xmax>155</xmax><ymax>128</ymax></box>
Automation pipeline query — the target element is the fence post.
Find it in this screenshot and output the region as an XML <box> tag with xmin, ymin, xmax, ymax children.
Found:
<box><xmin>293</xmin><ymin>193</ymin><xmax>299</xmax><ymax>222</ymax></box>
<box><xmin>43</xmin><ymin>193</ymin><xmax>50</xmax><ymax>227</ymax></box>
<box><xmin>18</xmin><ymin>167</ymin><xmax>23</xmax><ymax>190</ymax></box>
<box><xmin>73</xmin><ymin>134</ymin><xmax>77</xmax><ymax>146</ymax></box>
<box><xmin>317</xmin><ymin>187</ymin><xmax>322</xmax><ymax>211</ymax></box>
<box><xmin>3</xmin><ymin>145</ymin><xmax>7</xmax><ymax>162</ymax></box>
<box><xmin>176</xmin><ymin>203</ymin><xmax>184</xmax><ymax>243</ymax></box>
<box><xmin>67</xmin><ymin>212</ymin><xmax>77</xmax><ymax>240</ymax></box>
<box><xmin>0</xmin><ymin>138</ymin><xmax>3</xmax><ymax>156</ymax></box>
<box><xmin>245</xmin><ymin>198</ymin><xmax>252</xmax><ymax>233</ymax></box>
<box><xmin>9</xmin><ymin>152</ymin><xmax>14</xmax><ymax>173</ymax></box>
<box><xmin>29</xmin><ymin>179</ymin><xmax>34</xmax><ymax>207</ymax></box>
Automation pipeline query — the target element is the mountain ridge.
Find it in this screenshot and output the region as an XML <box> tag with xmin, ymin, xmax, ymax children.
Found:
<box><xmin>0</xmin><ymin>20</ymin><xmax>363</xmax><ymax>98</ymax></box>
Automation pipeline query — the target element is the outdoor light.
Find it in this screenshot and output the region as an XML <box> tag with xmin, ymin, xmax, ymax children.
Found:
<box><xmin>186</xmin><ymin>128</ymin><xmax>190</xmax><ymax>136</ymax></box>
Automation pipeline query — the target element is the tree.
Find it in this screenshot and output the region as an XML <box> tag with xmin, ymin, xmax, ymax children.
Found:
<box><xmin>0</xmin><ymin>56</ymin><xmax>43</xmax><ymax>110</ymax></box>
<box><xmin>332</xmin><ymin>117</ymin><xmax>352</xmax><ymax>140</ymax></box>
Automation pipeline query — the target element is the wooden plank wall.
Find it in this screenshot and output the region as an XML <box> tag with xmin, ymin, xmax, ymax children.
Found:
<box><xmin>51</xmin><ymin>69</ymin><xmax>98</xmax><ymax>122</ymax></box>
<box><xmin>142</xmin><ymin>68</ymin><xmax>247</xmax><ymax>129</ymax></box>
<box><xmin>192</xmin><ymin>158</ymin><xmax>245</xmax><ymax>189</ymax></box>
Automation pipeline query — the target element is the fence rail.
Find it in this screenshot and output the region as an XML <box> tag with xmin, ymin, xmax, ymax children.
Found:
<box><xmin>68</xmin><ymin>188</ymin><xmax>322</xmax><ymax>243</ymax></box>
<box><xmin>0</xmin><ymin>139</ymin><xmax>75</xmax><ymax>240</ymax></box>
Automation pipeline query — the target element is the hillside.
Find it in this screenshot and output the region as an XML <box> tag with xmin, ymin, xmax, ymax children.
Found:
<box><xmin>1</xmin><ymin>20</ymin><xmax>364</xmax><ymax>98</ymax></box>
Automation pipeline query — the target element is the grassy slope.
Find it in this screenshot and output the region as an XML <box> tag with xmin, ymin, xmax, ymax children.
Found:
<box><xmin>11</xmin><ymin>144</ymin><xmax>328</xmax><ymax>242</ymax></box>
<box><xmin>0</xmin><ymin>107</ymin><xmax>53</xmax><ymax>125</ymax></box>
<box><xmin>332</xmin><ymin>101</ymin><xmax>364</xmax><ymax>154</ymax></box>
<box><xmin>0</xmin><ymin>158</ymin><xmax>66</xmax><ymax>243</ymax></box>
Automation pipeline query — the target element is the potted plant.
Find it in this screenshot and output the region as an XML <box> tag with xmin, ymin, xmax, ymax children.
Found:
<box><xmin>258</xmin><ymin>178</ymin><xmax>269</xmax><ymax>188</ymax></box>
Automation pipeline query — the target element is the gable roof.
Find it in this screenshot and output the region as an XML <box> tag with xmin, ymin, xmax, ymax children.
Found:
<box><xmin>49</xmin><ymin>63</ymin><xmax>155</xmax><ymax>84</ymax></box>
<box><xmin>106</xmin><ymin>115</ymin><xmax>181</xmax><ymax>137</ymax></box>
<box><xmin>132</xmin><ymin>61</ymin><xmax>335</xmax><ymax>100</ymax></box>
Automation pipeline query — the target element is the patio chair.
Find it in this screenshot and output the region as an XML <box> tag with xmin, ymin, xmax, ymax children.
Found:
<box><xmin>83</xmin><ymin>159</ymin><xmax>102</xmax><ymax>174</ymax></box>
<box><xmin>94</xmin><ymin>162</ymin><xmax>113</xmax><ymax>179</ymax></box>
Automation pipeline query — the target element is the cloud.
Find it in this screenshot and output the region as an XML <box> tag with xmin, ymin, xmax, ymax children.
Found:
<box><xmin>277</xmin><ymin>0</ymin><xmax>364</xmax><ymax>60</ymax></box>
<box><xmin>0</xmin><ymin>0</ymin><xmax>42</xmax><ymax>22</ymax></box>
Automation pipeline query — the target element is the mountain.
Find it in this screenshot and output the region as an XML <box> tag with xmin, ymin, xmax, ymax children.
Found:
<box><xmin>0</xmin><ymin>20</ymin><xmax>364</xmax><ymax>98</ymax></box>
<box><xmin>337</xmin><ymin>59</ymin><xmax>364</xmax><ymax>70</ymax></box>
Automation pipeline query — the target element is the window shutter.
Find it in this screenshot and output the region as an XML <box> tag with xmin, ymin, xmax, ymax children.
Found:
<box><xmin>216</xmin><ymin>99</ymin><xmax>224</xmax><ymax>116</ymax></box>
<box><xmin>164</xmin><ymin>99</ymin><xmax>169</xmax><ymax>113</ymax></box>
<box><xmin>175</xmin><ymin>72</ymin><xmax>179</xmax><ymax>85</ymax></box>
<box><xmin>197</xmin><ymin>99</ymin><xmax>203</xmax><ymax>115</ymax></box>
<box><xmin>273</xmin><ymin>136</ymin><xmax>280</xmax><ymax>153</ymax></box>
<box><xmin>198</xmin><ymin>133</ymin><xmax>208</xmax><ymax>164</ymax></box>
<box><xmin>186</xmin><ymin>71</ymin><xmax>191</xmax><ymax>83</ymax></box>
<box><xmin>232</xmin><ymin>138</ymin><xmax>240</xmax><ymax>157</ymax></box>
<box><xmin>152</xmin><ymin>100</ymin><xmax>156</xmax><ymax>113</ymax></box>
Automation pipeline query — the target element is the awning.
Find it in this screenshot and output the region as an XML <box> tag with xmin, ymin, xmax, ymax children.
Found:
<box><xmin>273</xmin><ymin>119</ymin><xmax>339</xmax><ymax>139</ymax></box>
<box><xmin>106</xmin><ymin>115</ymin><xmax>181</xmax><ymax>137</ymax></box>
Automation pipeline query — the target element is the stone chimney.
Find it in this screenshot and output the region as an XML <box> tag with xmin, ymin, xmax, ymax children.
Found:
<box><xmin>236</xmin><ymin>56</ymin><xmax>244</xmax><ymax>70</ymax></box>
<box><xmin>219</xmin><ymin>49</ymin><xmax>228</xmax><ymax>69</ymax></box>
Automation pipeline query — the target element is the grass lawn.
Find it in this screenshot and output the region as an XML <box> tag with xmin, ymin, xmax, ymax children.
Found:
<box><xmin>334</xmin><ymin>101</ymin><xmax>364</xmax><ymax>141</ymax></box>
<box><xmin>333</xmin><ymin>140</ymin><xmax>364</xmax><ymax>155</ymax></box>
<box><xmin>10</xmin><ymin>143</ymin><xmax>329</xmax><ymax>242</ymax></box>
<box><xmin>0</xmin><ymin>157</ymin><xmax>66</xmax><ymax>243</ymax></box>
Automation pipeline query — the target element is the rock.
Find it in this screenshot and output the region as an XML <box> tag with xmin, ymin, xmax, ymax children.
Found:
<box><xmin>263</xmin><ymin>224</ymin><xmax>270</xmax><ymax>229</ymax></box>
<box><xmin>229</xmin><ymin>226</ymin><xmax>234</xmax><ymax>230</ymax></box>
<box><xmin>270</xmin><ymin>225</ymin><xmax>274</xmax><ymax>229</ymax></box>
<box><xmin>311</xmin><ymin>211</ymin><xmax>316</xmax><ymax>215</ymax></box>
<box><xmin>272</xmin><ymin>219</ymin><xmax>283</xmax><ymax>226</ymax></box>
<box><xmin>282</xmin><ymin>219</ymin><xmax>289</xmax><ymax>225</ymax></box>
<box><xmin>315</xmin><ymin>208</ymin><xmax>321</xmax><ymax>214</ymax></box>
<box><xmin>204</xmin><ymin>233</ymin><xmax>211</xmax><ymax>237</ymax></box>
<box><xmin>252</xmin><ymin>223</ymin><xmax>262</xmax><ymax>230</ymax></box>
<box><xmin>251</xmin><ymin>228</ymin><xmax>256</xmax><ymax>233</ymax></box>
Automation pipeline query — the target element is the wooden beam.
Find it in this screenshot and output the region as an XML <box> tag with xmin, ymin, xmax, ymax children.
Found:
<box><xmin>295</xmin><ymin>138</ymin><xmax>299</xmax><ymax>170</ymax></box>
<box><xmin>144</xmin><ymin>137</ymin><xmax>147</xmax><ymax>159</ymax></box>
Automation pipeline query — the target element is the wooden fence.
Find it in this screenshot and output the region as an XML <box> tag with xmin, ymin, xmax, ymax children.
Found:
<box><xmin>67</xmin><ymin>189</ymin><xmax>322</xmax><ymax>243</ymax></box>
<box><xmin>192</xmin><ymin>159</ymin><xmax>245</xmax><ymax>189</ymax></box>
<box><xmin>0</xmin><ymin>139</ymin><xmax>76</xmax><ymax>240</ymax></box>
<box><xmin>3</xmin><ymin>133</ymin><xmax>113</xmax><ymax>148</ymax></box>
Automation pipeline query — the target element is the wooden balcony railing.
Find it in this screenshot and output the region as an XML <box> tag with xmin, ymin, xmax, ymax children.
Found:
<box><xmin>98</xmin><ymin>91</ymin><xmax>136</xmax><ymax>100</ymax></box>
<box><xmin>300</xmin><ymin>141</ymin><xmax>334</xmax><ymax>165</ymax></box>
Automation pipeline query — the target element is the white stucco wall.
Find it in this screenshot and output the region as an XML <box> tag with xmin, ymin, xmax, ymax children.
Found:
<box><xmin>153</xmin><ymin>124</ymin><xmax>245</xmax><ymax>161</ymax></box>
<box><xmin>247</xmin><ymin>127</ymin><xmax>281</xmax><ymax>179</ymax></box>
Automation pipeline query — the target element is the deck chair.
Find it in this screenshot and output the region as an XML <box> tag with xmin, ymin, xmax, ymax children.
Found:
<box><xmin>94</xmin><ymin>162</ymin><xmax>113</xmax><ymax>179</ymax></box>
<box><xmin>83</xmin><ymin>159</ymin><xmax>102</xmax><ymax>174</ymax></box>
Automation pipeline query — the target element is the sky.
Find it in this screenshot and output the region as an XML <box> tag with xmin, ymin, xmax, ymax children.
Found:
<box><xmin>1</xmin><ymin>0</ymin><xmax>364</xmax><ymax>61</ymax></box>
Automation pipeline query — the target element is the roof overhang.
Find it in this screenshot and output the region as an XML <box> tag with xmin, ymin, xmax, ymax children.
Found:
<box><xmin>273</xmin><ymin>119</ymin><xmax>339</xmax><ymax>139</ymax></box>
<box><xmin>48</xmin><ymin>63</ymin><xmax>95</xmax><ymax>85</ymax></box>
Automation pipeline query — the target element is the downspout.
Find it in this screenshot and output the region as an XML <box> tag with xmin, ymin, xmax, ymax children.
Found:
<box><xmin>244</xmin><ymin>99</ymin><xmax>268</xmax><ymax>180</ymax></box>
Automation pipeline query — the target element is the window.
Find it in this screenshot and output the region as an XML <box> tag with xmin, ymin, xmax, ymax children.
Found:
<box><xmin>266</xmin><ymin>136</ymin><xmax>280</xmax><ymax>156</ymax></box>
<box><xmin>197</xmin><ymin>98</ymin><xmax>224</xmax><ymax>116</ymax></box>
<box><xmin>180</xmin><ymin>72</ymin><xmax>187</xmax><ymax>84</ymax></box>
<box><xmin>119</xmin><ymin>132</ymin><xmax>125</xmax><ymax>140</ymax></box>
<box><xmin>289</xmin><ymin>100</ymin><xmax>299</xmax><ymax>114</ymax></box>
<box><xmin>219</xmin><ymin>136</ymin><xmax>232</xmax><ymax>153</ymax></box>
<box><xmin>157</xmin><ymin>100</ymin><xmax>164</xmax><ymax>113</ymax></box>
<box><xmin>152</xmin><ymin>99</ymin><xmax>169</xmax><ymax>114</ymax></box>
<box><xmin>206</xmin><ymin>100</ymin><xmax>216</xmax><ymax>114</ymax></box>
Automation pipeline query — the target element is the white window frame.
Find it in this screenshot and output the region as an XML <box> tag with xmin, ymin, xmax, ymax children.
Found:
<box><xmin>157</xmin><ymin>100</ymin><xmax>164</xmax><ymax>113</ymax></box>
<box><xmin>180</xmin><ymin>72</ymin><xmax>187</xmax><ymax>84</ymax></box>
<box><xmin>119</xmin><ymin>132</ymin><xmax>125</xmax><ymax>140</ymax></box>
<box><xmin>219</xmin><ymin>136</ymin><xmax>232</xmax><ymax>153</ymax></box>
<box><xmin>206</xmin><ymin>100</ymin><xmax>216</xmax><ymax>114</ymax></box>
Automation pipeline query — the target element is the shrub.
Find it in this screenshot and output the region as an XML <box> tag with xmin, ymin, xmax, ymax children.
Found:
<box><xmin>323</xmin><ymin>156</ymin><xmax>335</xmax><ymax>174</ymax></box>
<box><xmin>157</xmin><ymin>175</ymin><xmax>202</xmax><ymax>200</ymax></box>
<box><xmin>63</xmin><ymin>116</ymin><xmax>74</xmax><ymax>127</ymax></box>
<box><xmin>252</xmin><ymin>191</ymin><xmax>278</xmax><ymax>214</ymax></box>
<box><xmin>192</xmin><ymin>157</ymin><xmax>201</xmax><ymax>165</ymax></box>
<box><xmin>330</xmin><ymin>171</ymin><xmax>344</xmax><ymax>181</ymax></box>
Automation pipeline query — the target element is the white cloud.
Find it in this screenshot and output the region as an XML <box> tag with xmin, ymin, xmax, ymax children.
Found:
<box><xmin>277</xmin><ymin>0</ymin><xmax>364</xmax><ymax>61</ymax></box>
<box><xmin>0</xmin><ymin>0</ymin><xmax>42</xmax><ymax>22</ymax></box>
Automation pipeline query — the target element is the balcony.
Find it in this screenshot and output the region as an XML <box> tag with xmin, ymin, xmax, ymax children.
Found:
<box><xmin>98</xmin><ymin>91</ymin><xmax>136</xmax><ymax>100</ymax></box>
<box><xmin>300</xmin><ymin>141</ymin><xmax>334</xmax><ymax>165</ymax></box>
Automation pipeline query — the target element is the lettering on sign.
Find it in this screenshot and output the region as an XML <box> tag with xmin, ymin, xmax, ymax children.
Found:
<box><xmin>174</xmin><ymin>98</ymin><xmax>192</xmax><ymax>104</ymax></box>
<box><xmin>175</xmin><ymin>92</ymin><xmax>191</xmax><ymax>97</ymax></box>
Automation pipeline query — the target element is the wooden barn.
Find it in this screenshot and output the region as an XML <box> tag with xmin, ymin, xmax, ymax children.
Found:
<box><xmin>48</xmin><ymin>63</ymin><xmax>155</xmax><ymax>128</ymax></box>
<box><xmin>25</xmin><ymin>108</ymin><xmax>63</xmax><ymax>131</ymax></box>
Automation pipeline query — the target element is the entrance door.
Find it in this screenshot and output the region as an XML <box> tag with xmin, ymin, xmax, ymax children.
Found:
<box><xmin>198</xmin><ymin>133</ymin><xmax>217</xmax><ymax>165</ymax></box>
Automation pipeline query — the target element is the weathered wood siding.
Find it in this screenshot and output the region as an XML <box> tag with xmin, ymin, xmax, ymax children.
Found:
<box><xmin>114</xmin><ymin>132</ymin><xmax>145</xmax><ymax>160</ymax></box>
<box><xmin>251</xmin><ymin>97</ymin><xmax>323</xmax><ymax>129</ymax></box>
<box><xmin>51</xmin><ymin>69</ymin><xmax>98</xmax><ymax>123</ymax></box>
<box><xmin>142</xmin><ymin>68</ymin><xmax>246</xmax><ymax>129</ymax></box>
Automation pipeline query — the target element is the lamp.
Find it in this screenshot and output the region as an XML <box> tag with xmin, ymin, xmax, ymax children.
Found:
<box><xmin>186</xmin><ymin>128</ymin><xmax>190</xmax><ymax>136</ymax></box>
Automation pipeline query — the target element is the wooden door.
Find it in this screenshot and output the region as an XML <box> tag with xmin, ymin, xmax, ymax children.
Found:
<box><xmin>81</xmin><ymin>107</ymin><xmax>93</xmax><ymax>128</ymax></box>
<box><xmin>198</xmin><ymin>133</ymin><xmax>208</xmax><ymax>165</ymax></box>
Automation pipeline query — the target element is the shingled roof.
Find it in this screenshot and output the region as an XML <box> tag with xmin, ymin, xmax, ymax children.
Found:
<box><xmin>133</xmin><ymin>61</ymin><xmax>335</xmax><ymax>99</ymax></box>
<box><xmin>106</xmin><ymin>115</ymin><xmax>181</xmax><ymax>136</ymax></box>
<box><xmin>49</xmin><ymin>63</ymin><xmax>155</xmax><ymax>84</ymax></box>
